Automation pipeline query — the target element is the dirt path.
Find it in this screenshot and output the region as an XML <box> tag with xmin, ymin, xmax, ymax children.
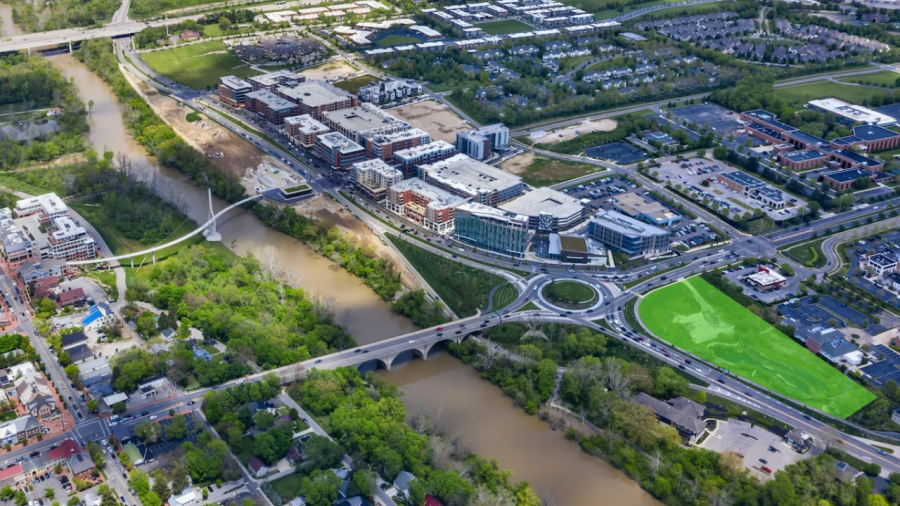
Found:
<box><xmin>500</xmin><ymin>152</ymin><xmax>535</xmax><ymax>175</ymax></box>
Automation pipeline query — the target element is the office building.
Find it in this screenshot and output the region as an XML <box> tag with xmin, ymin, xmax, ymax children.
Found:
<box><xmin>830</xmin><ymin>125</ymin><xmax>900</xmax><ymax>152</ymax></box>
<box><xmin>353</xmin><ymin>159</ymin><xmax>402</xmax><ymax>201</ymax></box>
<box><xmin>453</xmin><ymin>202</ymin><xmax>529</xmax><ymax>258</ymax></box>
<box><xmin>314</xmin><ymin>132</ymin><xmax>366</xmax><ymax>171</ymax></box>
<box><xmin>248</xmin><ymin>69</ymin><xmax>306</xmax><ymax>92</ymax></box>
<box><xmin>498</xmin><ymin>187</ymin><xmax>587</xmax><ymax>232</ymax></box>
<box><xmin>778</xmin><ymin>149</ymin><xmax>830</xmax><ymax>171</ymax></box>
<box><xmin>808</xmin><ymin>98</ymin><xmax>896</xmax><ymax>126</ymax></box>
<box><xmin>217</xmin><ymin>76</ymin><xmax>253</xmax><ymax>108</ymax></box>
<box><xmin>386</xmin><ymin>178</ymin><xmax>466</xmax><ymax>234</ymax></box>
<box><xmin>275</xmin><ymin>81</ymin><xmax>357</xmax><ymax>120</ymax></box>
<box><xmin>246</xmin><ymin>90</ymin><xmax>300</xmax><ymax>126</ymax></box>
<box><xmin>610</xmin><ymin>192</ymin><xmax>681</xmax><ymax>228</ymax></box>
<box><xmin>366</xmin><ymin>128</ymin><xmax>430</xmax><ymax>162</ymax></box>
<box><xmin>15</xmin><ymin>194</ymin><xmax>68</xmax><ymax>224</ymax></box>
<box><xmin>393</xmin><ymin>141</ymin><xmax>458</xmax><ymax>179</ymax></box>
<box><xmin>419</xmin><ymin>154</ymin><xmax>523</xmax><ymax>206</ymax></box>
<box><xmin>323</xmin><ymin>104</ymin><xmax>409</xmax><ymax>144</ymax></box>
<box><xmin>820</xmin><ymin>168</ymin><xmax>877</xmax><ymax>191</ymax></box>
<box><xmin>456</xmin><ymin>124</ymin><xmax>510</xmax><ymax>160</ymax></box>
<box><xmin>283</xmin><ymin>115</ymin><xmax>331</xmax><ymax>148</ymax></box>
<box><xmin>587</xmin><ymin>210</ymin><xmax>670</xmax><ymax>258</ymax></box>
<box><xmin>720</xmin><ymin>171</ymin><xmax>787</xmax><ymax>209</ymax></box>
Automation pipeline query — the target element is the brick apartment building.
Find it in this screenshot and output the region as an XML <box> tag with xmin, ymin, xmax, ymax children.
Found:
<box><xmin>217</xmin><ymin>76</ymin><xmax>253</xmax><ymax>108</ymax></box>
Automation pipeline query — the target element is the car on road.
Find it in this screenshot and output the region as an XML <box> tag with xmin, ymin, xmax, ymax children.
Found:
<box><xmin>187</xmin><ymin>401</ymin><xmax>195</xmax><ymax>405</ymax></box>
<box><xmin>409</xmin><ymin>340</ymin><xmax>416</xmax><ymax>344</ymax></box>
<box><xmin>803</xmin><ymin>415</ymin><xmax>812</xmax><ymax>421</ymax></box>
<box><xmin>141</xmin><ymin>411</ymin><xmax>149</xmax><ymax>417</ymax></box>
<box><xmin>761</xmin><ymin>466</ymin><xmax>772</xmax><ymax>474</ymax></box>
<box><xmin>149</xmin><ymin>415</ymin><xmax>157</xmax><ymax>421</ymax></box>
<box><xmin>314</xmin><ymin>359</ymin><xmax>322</xmax><ymax>364</ymax></box>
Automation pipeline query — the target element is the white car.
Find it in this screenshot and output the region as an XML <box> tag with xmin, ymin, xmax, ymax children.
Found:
<box><xmin>149</xmin><ymin>415</ymin><xmax>158</xmax><ymax>421</ymax></box>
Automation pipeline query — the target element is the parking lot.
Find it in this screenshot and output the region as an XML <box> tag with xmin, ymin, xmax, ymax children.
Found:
<box><xmin>668</xmin><ymin>103</ymin><xmax>744</xmax><ymax>137</ymax></box>
<box><xmin>562</xmin><ymin>174</ymin><xmax>720</xmax><ymax>249</ymax></box>
<box><xmin>59</xmin><ymin>278</ymin><xmax>111</xmax><ymax>306</ymax></box>
<box><xmin>778</xmin><ymin>295</ymin><xmax>876</xmax><ymax>330</ymax></box>
<box><xmin>25</xmin><ymin>468</ymin><xmax>72</xmax><ymax>505</ymax></box>
<box><xmin>654</xmin><ymin>159</ymin><xmax>809</xmax><ymax>221</ymax></box>
<box><xmin>701</xmin><ymin>419</ymin><xmax>806</xmax><ymax>478</ymax></box>
<box><xmin>722</xmin><ymin>264</ymin><xmax>803</xmax><ymax>304</ymax></box>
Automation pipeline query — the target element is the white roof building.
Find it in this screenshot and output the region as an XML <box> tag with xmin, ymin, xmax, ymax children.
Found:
<box><xmin>808</xmin><ymin>98</ymin><xmax>896</xmax><ymax>126</ymax></box>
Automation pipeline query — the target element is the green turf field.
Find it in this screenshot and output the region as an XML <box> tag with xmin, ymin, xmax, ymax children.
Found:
<box><xmin>333</xmin><ymin>75</ymin><xmax>380</xmax><ymax>94</ymax></box>
<box><xmin>474</xmin><ymin>19</ymin><xmax>533</xmax><ymax>35</ymax></box>
<box><xmin>639</xmin><ymin>277</ymin><xmax>876</xmax><ymax>418</ymax></box>
<box><xmin>837</xmin><ymin>70</ymin><xmax>900</xmax><ymax>88</ymax></box>
<box><xmin>375</xmin><ymin>34</ymin><xmax>421</xmax><ymax>47</ymax></box>
<box><xmin>141</xmin><ymin>40</ymin><xmax>258</xmax><ymax>89</ymax></box>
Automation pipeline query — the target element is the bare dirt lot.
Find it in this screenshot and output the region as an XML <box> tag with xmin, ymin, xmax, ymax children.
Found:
<box><xmin>295</xmin><ymin>196</ymin><xmax>417</xmax><ymax>287</ymax></box>
<box><xmin>501</xmin><ymin>152</ymin><xmax>536</xmax><ymax>175</ymax></box>
<box><xmin>535</xmin><ymin>118</ymin><xmax>617</xmax><ymax>144</ymax></box>
<box><xmin>390</xmin><ymin>100</ymin><xmax>471</xmax><ymax>143</ymax></box>
<box><xmin>301</xmin><ymin>61</ymin><xmax>359</xmax><ymax>83</ymax></box>
<box><xmin>132</xmin><ymin>76</ymin><xmax>264</xmax><ymax>179</ymax></box>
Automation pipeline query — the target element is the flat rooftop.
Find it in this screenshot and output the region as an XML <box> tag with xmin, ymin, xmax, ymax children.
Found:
<box><xmin>781</xmin><ymin>149</ymin><xmax>828</xmax><ymax>162</ymax></box>
<box><xmin>746</xmin><ymin>123</ymin><xmax>785</xmax><ymax>140</ymax></box>
<box><xmin>220</xmin><ymin>75</ymin><xmax>252</xmax><ymax>90</ymax></box>
<box><xmin>786</xmin><ymin>130</ymin><xmax>828</xmax><ymax>147</ymax></box>
<box><xmin>611</xmin><ymin>192</ymin><xmax>671</xmax><ymax>218</ymax></box>
<box><xmin>284</xmin><ymin>114</ymin><xmax>329</xmax><ymax>134</ymax></box>
<box><xmin>277</xmin><ymin>81</ymin><xmax>351</xmax><ymax>107</ymax></box>
<box><xmin>248</xmin><ymin>69</ymin><xmax>305</xmax><ymax>88</ymax></box>
<box><xmin>246</xmin><ymin>90</ymin><xmax>296</xmax><ymax>111</ymax></box>
<box><xmin>852</xmin><ymin>125</ymin><xmax>900</xmax><ymax>141</ymax></box>
<box><xmin>822</xmin><ymin>168</ymin><xmax>873</xmax><ymax>183</ymax></box>
<box><xmin>559</xmin><ymin>234</ymin><xmax>588</xmax><ymax>253</ymax></box>
<box><xmin>390</xmin><ymin>178</ymin><xmax>466</xmax><ymax>210</ymax></box>
<box><xmin>592</xmin><ymin>209</ymin><xmax>667</xmax><ymax>238</ymax></box>
<box><xmin>456</xmin><ymin>201</ymin><xmax>528</xmax><ymax>224</ymax></box>
<box><xmin>721</xmin><ymin>170</ymin><xmax>765</xmax><ymax>189</ymax></box>
<box><xmin>747</xmin><ymin>269</ymin><xmax>786</xmax><ymax>286</ymax></box>
<box><xmin>835</xmin><ymin>148</ymin><xmax>882</xmax><ymax>167</ymax></box>
<box><xmin>809</xmin><ymin>98</ymin><xmax>896</xmax><ymax>126</ymax></box>
<box><xmin>394</xmin><ymin>140</ymin><xmax>456</xmax><ymax>160</ymax></box>
<box><xmin>743</xmin><ymin>109</ymin><xmax>794</xmax><ymax>132</ymax></box>
<box><xmin>499</xmin><ymin>187</ymin><xmax>583</xmax><ymax>218</ymax></box>
<box><xmin>421</xmin><ymin>154</ymin><xmax>522</xmax><ymax>195</ymax></box>
<box><xmin>317</xmin><ymin>132</ymin><xmax>364</xmax><ymax>153</ymax></box>
<box><xmin>324</xmin><ymin>106</ymin><xmax>404</xmax><ymax>135</ymax></box>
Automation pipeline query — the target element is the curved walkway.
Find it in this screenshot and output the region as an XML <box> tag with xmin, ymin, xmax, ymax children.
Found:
<box><xmin>67</xmin><ymin>193</ymin><xmax>263</xmax><ymax>266</ymax></box>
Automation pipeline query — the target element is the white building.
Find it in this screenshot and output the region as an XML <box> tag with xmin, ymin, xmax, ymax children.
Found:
<box><xmin>808</xmin><ymin>98</ymin><xmax>896</xmax><ymax>127</ymax></box>
<box><xmin>15</xmin><ymin>194</ymin><xmax>68</xmax><ymax>223</ymax></box>
<box><xmin>419</xmin><ymin>154</ymin><xmax>523</xmax><ymax>206</ymax></box>
<box><xmin>499</xmin><ymin>187</ymin><xmax>588</xmax><ymax>233</ymax></box>
<box><xmin>353</xmin><ymin>159</ymin><xmax>403</xmax><ymax>201</ymax></box>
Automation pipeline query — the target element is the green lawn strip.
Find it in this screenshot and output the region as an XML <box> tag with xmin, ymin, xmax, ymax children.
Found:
<box><xmin>873</xmin><ymin>444</ymin><xmax>895</xmax><ymax>454</ymax></box>
<box><xmin>837</xmin><ymin>70</ymin><xmax>900</xmax><ymax>88</ymax></box>
<box><xmin>591</xmin><ymin>318</ymin><xmax>613</xmax><ymax>331</ymax></box>
<box><xmin>141</xmin><ymin>40</ymin><xmax>259</xmax><ymax>89</ymax></box>
<box><xmin>269</xmin><ymin>473</ymin><xmax>305</xmax><ymax>501</ymax></box>
<box><xmin>700</xmin><ymin>392</ymin><xmax>793</xmax><ymax>431</ymax></box>
<box><xmin>228</xmin><ymin>434</ymin><xmax>256</xmax><ymax>466</ymax></box>
<box><xmin>387</xmin><ymin>235</ymin><xmax>505</xmax><ymax>316</ymax></box>
<box><xmin>515</xmin><ymin>301</ymin><xmax>541</xmax><ymax>312</ymax></box>
<box><xmin>491</xmin><ymin>283</ymin><xmax>519</xmax><ymax>312</ymax></box>
<box><xmin>333</xmin><ymin>75</ymin><xmax>380</xmax><ymax>95</ymax></box>
<box><xmin>86</xmin><ymin>270</ymin><xmax>119</xmax><ymax>300</ymax></box>
<box><xmin>783</xmin><ymin>238</ymin><xmax>826</xmax><ymax>268</ymax></box>
<box><xmin>639</xmin><ymin>277</ymin><xmax>877</xmax><ymax>418</ymax></box>
<box><xmin>0</xmin><ymin>410</ymin><xmax>17</xmax><ymax>423</ymax></box>
<box><xmin>727</xmin><ymin>197</ymin><xmax>753</xmax><ymax>211</ymax></box>
<box><xmin>375</xmin><ymin>34</ymin><xmax>421</xmax><ymax>47</ymax></box>
<box><xmin>623</xmin><ymin>0</ymin><xmax>727</xmax><ymax>19</ymax></box>
<box><xmin>0</xmin><ymin>175</ymin><xmax>52</xmax><ymax>196</ymax></box>
<box><xmin>623</xmin><ymin>297</ymin><xmax>647</xmax><ymax>335</ymax></box>
<box><xmin>473</xmin><ymin>19</ymin><xmax>534</xmax><ymax>35</ymax></box>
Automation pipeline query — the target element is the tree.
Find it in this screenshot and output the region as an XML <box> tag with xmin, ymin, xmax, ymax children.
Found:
<box><xmin>67</xmin><ymin>497</ymin><xmax>80</xmax><ymax>506</ymax></box>
<box><xmin>218</xmin><ymin>17</ymin><xmax>232</xmax><ymax>31</ymax></box>
<box><xmin>170</xmin><ymin>468</ymin><xmax>189</xmax><ymax>495</ymax></box>
<box><xmin>780</xmin><ymin>263</ymin><xmax>795</xmax><ymax>277</ymax></box>
<box><xmin>0</xmin><ymin>485</ymin><xmax>14</xmax><ymax>500</ymax></box>
<box><xmin>407</xmin><ymin>479</ymin><xmax>426</xmax><ymax>506</ymax></box>
<box><xmin>166</xmin><ymin>415</ymin><xmax>187</xmax><ymax>441</ymax></box>
<box><xmin>255</xmin><ymin>411</ymin><xmax>275</xmax><ymax>431</ymax></box>
<box><xmin>14</xmin><ymin>490</ymin><xmax>26</xmax><ymax>506</ymax></box>
<box><xmin>64</xmin><ymin>364</ymin><xmax>80</xmax><ymax>382</ymax></box>
<box><xmin>828</xmin><ymin>318</ymin><xmax>839</xmax><ymax>328</ymax></box>
<box><xmin>300</xmin><ymin>470</ymin><xmax>341</xmax><ymax>506</ymax></box>
<box><xmin>696</xmin><ymin>390</ymin><xmax>707</xmax><ymax>404</ymax></box>
<box><xmin>44</xmin><ymin>489</ymin><xmax>54</xmax><ymax>500</ymax></box>
<box><xmin>151</xmin><ymin>478</ymin><xmax>169</xmax><ymax>502</ymax></box>
<box><xmin>86</xmin><ymin>400</ymin><xmax>99</xmax><ymax>412</ymax></box>
<box><xmin>350</xmin><ymin>471</ymin><xmax>375</xmax><ymax>499</ymax></box>
<box><xmin>302</xmin><ymin>435</ymin><xmax>343</xmax><ymax>471</ymax></box>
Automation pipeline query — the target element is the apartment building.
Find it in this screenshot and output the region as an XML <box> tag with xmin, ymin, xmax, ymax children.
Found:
<box><xmin>283</xmin><ymin>115</ymin><xmax>331</xmax><ymax>148</ymax></box>
<box><xmin>353</xmin><ymin>159</ymin><xmax>403</xmax><ymax>201</ymax></box>
<box><xmin>456</xmin><ymin>124</ymin><xmax>509</xmax><ymax>160</ymax></box>
<box><xmin>276</xmin><ymin>81</ymin><xmax>357</xmax><ymax>121</ymax></box>
<box><xmin>15</xmin><ymin>194</ymin><xmax>68</xmax><ymax>225</ymax></box>
<box><xmin>386</xmin><ymin>178</ymin><xmax>466</xmax><ymax>234</ymax></box>
<box><xmin>217</xmin><ymin>76</ymin><xmax>253</xmax><ymax>108</ymax></box>
<box><xmin>314</xmin><ymin>132</ymin><xmax>366</xmax><ymax>170</ymax></box>
<box><xmin>247</xmin><ymin>69</ymin><xmax>306</xmax><ymax>92</ymax></box>
<box><xmin>46</xmin><ymin>216</ymin><xmax>97</xmax><ymax>261</ymax></box>
<box><xmin>393</xmin><ymin>140</ymin><xmax>458</xmax><ymax>179</ymax></box>
<box><xmin>366</xmin><ymin>128</ymin><xmax>430</xmax><ymax>162</ymax></box>
<box><xmin>246</xmin><ymin>90</ymin><xmax>301</xmax><ymax>126</ymax></box>
<box><xmin>453</xmin><ymin>202</ymin><xmax>529</xmax><ymax>258</ymax></box>
<box><xmin>323</xmin><ymin>104</ymin><xmax>409</xmax><ymax>144</ymax></box>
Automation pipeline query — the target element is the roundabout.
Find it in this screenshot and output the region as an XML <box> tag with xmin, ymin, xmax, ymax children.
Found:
<box><xmin>535</xmin><ymin>278</ymin><xmax>606</xmax><ymax>313</ymax></box>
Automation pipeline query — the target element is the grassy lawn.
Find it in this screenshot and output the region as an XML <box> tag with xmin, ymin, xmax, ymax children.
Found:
<box><xmin>0</xmin><ymin>175</ymin><xmax>51</xmax><ymax>196</ymax></box>
<box><xmin>270</xmin><ymin>473</ymin><xmax>305</xmax><ymax>501</ymax></box>
<box><xmin>229</xmin><ymin>434</ymin><xmax>256</xmax><ymax>466</ymax></box>
<box><xmin>542</xmin><ymin>280</ymin><xmax>599</xmax><ymax>309</ymax></box>
<box><xmin>201</xmin><ymin>24</ymin><xmax>255</xmax><ymax>37</ymax></box>
<box><xmin>141</xmin><ymin>41</ymin><xmax>259</xmax><ymax>89</ymax></box>
<box><xmin>86</xmin><ymin>270</ymin><xmax>119</xmax><ymax>300</ymax></box>
<box><xmin>624</xmin><ymin>1</ymin><xmax>728</xmax><ymax>19</ymax></box>
<box><xmin>777</xmin><ymin>81</ymin><xmax>890</xmax><ymax>108</ymax></box>
<box><xmin>491</xmin><ymin>283</ymin><xmax>519</xmax><ymax>312</ymax></box>
<box><xmin>639</xmin><ymin>277</ymin><xmax>876</xmax><ymax>418</ymax></box>
<box><xmin>474</xmin><ymin>19</ymin><xmax>533</xmax><ymax>35</ymax></box>
<box><xmin>388</xmin><ymin>235</ymin><xmax>505</xmax><ymax>317</ymax></box>
<box><xmin>727</xmin><ymin>197</ymin><xmax>752</xmax><ymax>211</ymax></box>
<box><xmin>515</xmin><ymin>301</ymin><xmax>541</xmax><ymax>312</ymax></box>
<box><xmin>0</xmin><ymin>410</ymin><xmax>17</xmax><ymax>423</ymax></box>
<box><xmin>837</xmin><ymin>70</ymin><xmax>900</xmax><ymax>88</ymax></box>
<box><xmin>513</xmin><ymin>156</ymin><xmax>603</xmax><ymax>187</ymax></box>
<box><xmin>784</xmin><ymin>238</ymin><xmax>827</xmax><ymax>268</ymax></box>
<box><xmin>426</xmin><ymin>80</ymin><xmax>481</xmax><ymax>94</ymax></box>
<box><xmin>592</xmin><ymin>318</ymin><xmax>613</xmax><ymax>331</ymax></box>
<box><xmin>375</xmin><ymin>34</ymin><xmax>420</xmax><ymax>47</ymax></box>
<box><xmin>333</xmin><ymin>75</ymin><xmax>380</xmax><ymax>95</ymax></box>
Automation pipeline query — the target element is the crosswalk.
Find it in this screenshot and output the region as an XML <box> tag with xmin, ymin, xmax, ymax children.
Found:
<box><xmin>603</xmin><ymin>282</ymin><xmax>622</xmax><ymax>297</ymax></box>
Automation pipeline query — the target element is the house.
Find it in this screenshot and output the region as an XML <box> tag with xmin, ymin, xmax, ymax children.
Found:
<box><xmin>819</xmin><ymin>340</ymin><xmax>862</xmax><ymax>365</ymax></box>
<box><xmin>287</xmin><ymin>445</ymin><xmax>303</xmax><ymax>464</ymax></box>
<box><xmin>633</xmin><ymin>393</ymin><xmax>706</xmax><ymax>440</ymax></box>
<box><xmin>57</xmin><ymin>288</ymin><xmax>86</xmax><ymax>308</ymax></box>
<box><xmin>248</xmin><ymin>457</ymin><xmax>268</xmax><ymax>477</ymax></box>
<box><xmin>67</xmin><ymin>451</ymin><xmax>95</xmax><ymax>480</ymax></box>
<box><xmin>61</xmin><ymin>331</ymin><xmax>87</xmax><ymax>348</ymax></box>
<box><xmin>393</xmin><ymin>471</ymin><xmax>416</xmax><ymax>499</ymax></box>
<box><xmin>784</xmin><ymin>428</ymin><xmax>810</xmax><ymax>451</ymax></box>
<box><xmin>181</xmin><ymin>30</ymin><xmax>200</xmax><ymax>40</ymax></box>
<box><xmin>15</xmin><ymin>370</ymin><xmax>57</xmax><ymax>420</ymax></box>
<box><xmin>424</xmin><ymin>496</ymin><xmax>443</xmax><ymax>506</ymax></box>
<box><xmin>160</xmin><ymin>328</ymin><xmax>175</xmax><ymax>340</ymax></box>
<box><xmin>168</xmin><ymin>488</ymin><xmax>197</xmax><ymax>506</ymax></box>
<box><xmin>43</xmin><ymin>439</ymin><xmax>80</xmax><ymax>469</ymax></box>
<box><xmin>835</xmin><ymin>461</ymin><xmax>861</xmax><ymax>483</ymax></box>
<box><xmin>33</xmin><ymin>276</ymin><xmax>59</xmax><ymax>299</ymax></box>
<box><xmin>0</xmin><ymin>463</ymin><xmax>25</xmax><ymax>488</ymax></box>
<box><xmin>0</xmin><ymin>415</ymin><xmax>40</xmax><ymax>446</ymax></box>
<box><xmin>81</xmin><ymin>304</ymin><xmax>115</xmax><ymax>330</ymax></box>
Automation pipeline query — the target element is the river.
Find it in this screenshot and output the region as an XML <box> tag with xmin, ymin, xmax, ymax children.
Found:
<box><xmin>0</xmin><ymin>3</ymin><xmax>23</xmax><ymax>37</ymax></box>
<box><xmin>49</xmin><ymin>53</ymin><xmax>415</xmax><ymax>344</ymax></box>
<box><xmin>379</xmin><ymin>354</ymin><xmax>661</xmax><ymax>506</ymax></box>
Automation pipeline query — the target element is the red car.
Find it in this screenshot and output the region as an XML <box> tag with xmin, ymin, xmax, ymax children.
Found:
<box><xmin>761</xmin><ymin>466</ymin><xmax>772</xmax><ymax>474</ymax></box>
<box><xmin>436</xmin><ymin>326</ymin><xmax>443</xmax><ymax>331</ymax></box>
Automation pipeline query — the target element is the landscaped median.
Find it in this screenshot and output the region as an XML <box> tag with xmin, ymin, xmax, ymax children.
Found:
<box><xmin>638</xmin><ymin>276</ymin><xmax>876</xmax><ymax>418</ymax></box>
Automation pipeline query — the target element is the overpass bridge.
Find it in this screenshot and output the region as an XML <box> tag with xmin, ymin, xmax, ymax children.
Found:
<box><xmin>0</xmin><ymin>17</ymin><xmax>187</xmax><ymax>53</ymax></box>
<box><xmin>67</xmin><ymin>190</ymin><xmax>263</xmax><ymax>267</ymax></box>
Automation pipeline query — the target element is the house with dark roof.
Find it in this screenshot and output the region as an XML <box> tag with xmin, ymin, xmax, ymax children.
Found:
<box><xmin>633</xmin><ymin>393</ymin><xmax>707</xmax><ymax>440</ymax></box>
<box><xmin>393</xmin><ymin>471</ymin><xmax>416</xmax><ymax>499</ymax></box>
<box><xmin>67</xmin><ymin>451</ymin><xmax>95</xmax><ymax>480</ymax></box>
<box><xmin>57</xmin><ymin>288</ymin><xmax>85</xmax><ymax>308</ymax></box>
<box><xmin>61</xmin><ymin>331</ymin><xmax>87</xmax><ymax>348</ymax></box>
<box><xmin>248</xmin><ymin>457</ymin><xmax>268</xmax><ymax>477</ymax></box>
<box><xmin>836</xmin><ymin>461</ymin><xmax>861</xmax><ymax>483</ymax></box>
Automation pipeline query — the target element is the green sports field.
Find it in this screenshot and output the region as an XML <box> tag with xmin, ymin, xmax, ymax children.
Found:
<box><xmin>639</xmin><ymin>277</ymin><xmax>876</xmax><ymax>418</ymax></box>
<box><xmin>141</xmin><ymin>41</ymin><xmax>259</xmax><ymax>90</ymax></box>
<box><xmin>474</xmin><ymin>19</ymin><xmax>533</xmax><ymax>35</ymax></box>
